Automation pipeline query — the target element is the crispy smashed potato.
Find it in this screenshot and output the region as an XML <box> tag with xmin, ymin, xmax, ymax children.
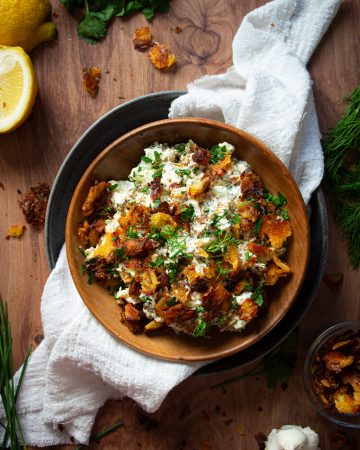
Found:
<box><xmin>82</xmin><ymin>181</ymin><xmax>109</xmax><ymax>217</ymax></box>
<box><xmin>239</xmin><ymin>299</ymin><xmax>258</xmax><ymax>321</ymax></box>
<box><xmin>18</xmin><ymin>182</ymin><xmax>50</xmax><ymax>229</ymax></box>
<box><xmin>260</xmin><ymin>214</ymin><xmax>292</xmax><ymax>249</ymax></box>
<box><xmin>6</xmin><ymin>225</ymin><xmax>26</xmax><ymax>239</ymax></box>
<box><xmin>311</xmin><ymin>328</ymin><xmax>360</xmax><ymax>415</ymax></box>
<box><xmin>148</xmin><ymin>43</ymin><xmax>176</xmax><ymax>70</ymax></box>
<box><xmin>82</xmin><ymin>66</ymin><xmax>101</xmax><ymax>97</ymax></box>
<box><xmin>133</xmin><ymin>27</ymin><xmax>152</xmax><ymax>51</ymax></box>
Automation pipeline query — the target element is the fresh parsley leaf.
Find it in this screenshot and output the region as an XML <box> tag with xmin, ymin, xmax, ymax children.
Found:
<box><xmin>280</xmin><ymin>207</ymin><xmax>289</xmax><ymax>220</ymax></box>
<box><xmin>141</xmin><ymin>186</ymin><xmax>150</xmax><ymax>194</ymax></box>
<box><xmin>127</xmin><ymin>226</ymin><xmax>138</xmax><ymax>238</ymax></box>
<box><xmin>140</xmin><ymin>295</ymin><xmax>152</xmax><ymax>303</ymax></box>
<box><xmin>81</xmin><ymin>263</ymin><xmax>86</xmax><ymax>276</ymax></box>
<box><xmin>109</xmin><ymin>183</ymin><xmax>118</xmax><ymax>191</ymax></box>
<box><xmin>264</xmin><ymin>191</ymin><xmax>287</xmax><ymax>207</ymax></box>
<box><xmin>88</xmin><ymin>271</ymin><xmax>95</xmax><ymax>285</ymax></box>
<box><xmin>150</xmin><ymin>256</ymin><xmax>164</xmax><ymax>267</ymax></box>
<box><xmin>232</xmin><ymin>214</ymin><xmax>240</xmax><ymax>224</ymax></box>
<box><xmin>209</xmin><ymin>144</ymin><xmax>227</xmax><ymax>164</ymax></box>
<box><xmin>251</xmin><ymin>286</ymin><xmax>264</xmax><ymax>307</ymax></box>
<box><xmin>114</xmin><ymin>248</ymin><xmax>126</xmax><ymax>264</ymax></box>
<box><xmin>77</xmin><ymin>0</ymin><xmax>110</xmax><ymax>44</ymax></box>
<box><xmin>59</xmin><ymin>0</ymin><xmax>84</xmax><ymax>11</ymax></box>
<box><xmin>180</xmin><ymin>204</ymin><xmax>195</xmax><ymax>222</ymax></box>
<box><xmin>175</xmin><ymin>143</ymin><xmax>186</xmax><ymax>155</ymax></box>
<box><xmin>254</xmin><ymin>217</ymin><xmax>262</xmax><ymax>235</ymax></box>
<box><xmin>205</xmin><ymin>231</ymin><xmax>238</xmax><ymax>255</ymax></box>
<box><xmin>152</xmin><ymin>168</ymin><xmax>163</xmax><ymax>178</ymax></box>
<box><xmin>152</xmin><ymin>198</ymin><xmax>161</xmax><ymax>208</ymax></box>
<box><xmin>192</xmin><ymin>319</ymin><xmax>207</xmax><ymax>337</ymax></box>
<box><xmin>167</xmin><ymin>262</ymin><xmax>178</xmax><ymax>283</ymax></box>
<box><xmin>141</xmin><ymin>155</ymin><xmax>153</xmax><ymax>163</ymax></box>
<box><xmin>166</xmin><ymin>297</ymin><xmax>177</xmax><ymax>307</ymax></box>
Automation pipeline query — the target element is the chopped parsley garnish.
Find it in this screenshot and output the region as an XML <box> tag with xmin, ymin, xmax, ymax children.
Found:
<box><xmin>216</xmin><ymin>263</ymin><xmax>231</xmax><ymax>278</ymax></box>
<box><xmin>192</xmin><ymin>319</ymin><xmax>208</xmax><ymax>337</ymax></box>
<box><xmin>152</xmin><ymin>198</ymin><xmax>161</xmax><ymax>208</ymax></box>
<box><xmin>280</xmin><ymin>207</ymin><xmax>289</xmax><ymax>220</ymax></box>
<box><xmin>264</xmin><ymin>191</ymin><xmax>287</xmax><ymax>207</ymax></box>
<box><xmin>210</xmin><ymin>210</ymin><xmax>227</xmax><ymax>227</ymax></box>
<box><xmin>232</xmin><ymin>214</ymin><xmax>240</xmax><ymax>224</ymax></box>
<box><xmin>150</xmin><ymin>256</ymin><xmax>164</xmax><ymax>267</ymax></box>
<box><xmin>81</xmin><ymin>263</ymin><xmax>86</xmax><ymax>276</ymax></box>
<box><xmin>167</xmin><ymin>297</ymin><xmax>177</xmax><ymax>307</ymax></box>
<box><xmin>167</xmin><ymin>262</ymin><xmax>179</xmax><ymax>283</ymax></box>
<box><xmin>251</xmin><ymin>286</ymin><xmax>264</xmax><ymax>307</ymax></box>
<box><xmin>152</xmin><ymin>168</ymin><xmax>163</xmax><ymax>178</ymax></box>
<box><xmin>114</xmin><ymin>248</ymin><xmax>126</xmax><ymax>264</ymax></box>
<box><xmin>103</xmin><ymin>206</ymin><xmax>111</xmax><ymax>214</ymax></box>
<box><xmin>180</xmin><ymin>204</ymin><xmax>195</xmax><ymax>222</ymax></box>
<box><xmin>141</xmin><ymin>187</ymin><xmax>150</xmax><ymax>194</ymax></box>
<box><xmin>254</xmin><ymin>217</ymin><xmax>262</xmax><ymax>235</ymax></box>
<box><xmin>176</xmin><ymin>169</ymin><xmax>191</xmax><ymax>177</ymax></box>
<box><xmin>141</xmin><ymin>155</ymin><xmax>152</xmax><ymax>163</ymax></box>
<box><xmin>175</xmin><ymin>143</ymin><xmax>186</xmax><ymax>155</ymax></box>
<box><xmin>209</xmin><ymin>144</ymin><xmax>227</xmax><ymax>164</ymax></box>
<box><xmin>140</xmin><ymin>296</ymin><xmax>152</xmax><ymax>303</ymax></box>
<box><xmin>245</xmin><ymin>251</ymin><xmax>251</xmax><ymax>261</ymax></box>
<box><xmin>196</xmin><ymin>306</ymin><xmax>204</xmax><ymax>314</ymax></box>
<box><xmin>108</xmin><ymin>183</ymin><xmax>118</xmax><ymax>191</ymax></box>
<box><xmin>87</xmin><ymin>272</ymin><xmax>94</xmax><ymax>285</ymax></box>
<box><xmin>205</xmin><ymin>231</ymin><xmax>239</xmax><ymax>255</ymax></box>
<box><xmin>127</xmin><ymin>226</ymin><xmax>138</xmax><ymax>238</ymax></box>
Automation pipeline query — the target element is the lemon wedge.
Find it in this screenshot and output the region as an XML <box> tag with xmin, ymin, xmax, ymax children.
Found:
<box><xmin>0</xmin><ymin>46</ymin><xmax>38</xmax><ymax>133</ymax></box>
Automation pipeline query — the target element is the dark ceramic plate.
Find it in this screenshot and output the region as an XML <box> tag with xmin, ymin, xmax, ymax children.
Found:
<box><xmin>45</xmin><ymin>90</ymin><xmax>328</xmax><ymax>374</ymax></box>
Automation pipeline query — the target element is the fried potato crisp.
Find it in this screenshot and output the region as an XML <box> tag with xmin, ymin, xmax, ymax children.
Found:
<box><xmin>82</xmin><ymin>66</ymin><xmax>101</xmax><ymax>97</ymax></box>
<box><xmin>311</xmin><ymin>329</ymin><xmax>360</xmax><ymax>415</ymax></box>
<box><xmin>133</xmin><ymin>27</ymin><xmax>152</xmax><ymax>51</ymax></box>
<box><xmin>148</xmin><ymin>43</ymin><xmax>176</xmax><ymax>70</ymax></box>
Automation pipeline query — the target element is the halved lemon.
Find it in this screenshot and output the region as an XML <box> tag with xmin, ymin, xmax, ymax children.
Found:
<box><xmin>0</xmin><ymin>46</ymin><xmax>38</xmax><ymax>133</ymax></box>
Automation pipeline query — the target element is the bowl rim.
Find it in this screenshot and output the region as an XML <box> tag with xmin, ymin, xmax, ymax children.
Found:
<box><xmin>303</xmin><ymin>321</ymin><xmax>360</xmax><ymax>428</ymax></box>
<box><xmin>65</xmin><ymin>117</ymin><xmax>310</xmax><ymax>362</ymax></box>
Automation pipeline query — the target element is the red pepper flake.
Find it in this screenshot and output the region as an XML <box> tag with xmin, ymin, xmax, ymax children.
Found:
<box><xmin>18</xmin><ymin>182</ymin><xmax>50</xmax><ymax>230</ymax></box>
<box><xmin>323</xmin><ymin>273</ymin><xmax>343</xmax><ymax>291</ymax></box>
<box><xmin>82</xmin><ymin>66</ymin><xmax>101</xmax><ymax>98</ymax></box>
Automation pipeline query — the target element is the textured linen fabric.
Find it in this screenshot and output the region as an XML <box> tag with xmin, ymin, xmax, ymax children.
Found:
<box><xmin>0</xmin><ymin>0</ymin><xmax>340</xmax><ymax>446</ymax></box>
<box><xmin>169</xmin><ymin>0</ymin><xmax>341</xmax><ymax>203</ymax></box>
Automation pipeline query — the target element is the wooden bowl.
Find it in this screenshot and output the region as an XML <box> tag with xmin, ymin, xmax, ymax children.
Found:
<box><xmin>66</xmin><ymin>118</ymin><xmax>310</xmax><ymax>362</ymax></box>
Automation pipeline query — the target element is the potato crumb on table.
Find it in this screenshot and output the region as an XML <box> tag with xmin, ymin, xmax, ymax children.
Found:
<box><xmin>6</xmin><ymin>225</ymin><xmax>26</xmax><ymax>239</ymax></box>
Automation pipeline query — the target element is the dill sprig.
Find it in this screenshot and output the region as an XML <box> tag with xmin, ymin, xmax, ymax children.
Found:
<box><xmin>0</xmin><ymin>298</ymin><xmax>31</xmax><ymax>449</ymax></box>
<box><xmin>323</xmin><ymin>84</ymin><xmax>360</xmax><ymax>269</ymax></box>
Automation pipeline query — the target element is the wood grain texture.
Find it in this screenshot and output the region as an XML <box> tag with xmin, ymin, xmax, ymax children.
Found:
<box><xmin>0</xmin><ymin>0</ymin><xmax>359</xmax><ymax>448</ymax></box>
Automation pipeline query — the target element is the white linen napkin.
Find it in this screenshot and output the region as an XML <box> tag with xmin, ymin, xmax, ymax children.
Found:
<box><xmin>0</xmin><ymin>0</ymin><xmax>340</xmax><ymax>446</ymax></box>
<box><xmin>169</xmin><ymin>0</ymin><xmax>341</xmax><ymax>204</ymax></box>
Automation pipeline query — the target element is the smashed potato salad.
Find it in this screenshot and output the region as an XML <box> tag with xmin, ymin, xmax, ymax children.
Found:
<box><xmin>78</xmin><ymin>141</ymin><xmax>292</xmax><ymax>336</ymax></box>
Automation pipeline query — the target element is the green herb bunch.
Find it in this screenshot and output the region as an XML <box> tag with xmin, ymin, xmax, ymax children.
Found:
<box><xmin>0</xmin><ymin>299</ymin><xmax>31</xmax><ymax>449</ymax></box>
<box><xmin>60</xmin><ymin>0</ymin><xmax>171</xmax><ymax>44</ymax></box>
<box><xmin>323</xmin><ymin>85</ymin><xmax>360</xmax><ymax>269</ymax></box>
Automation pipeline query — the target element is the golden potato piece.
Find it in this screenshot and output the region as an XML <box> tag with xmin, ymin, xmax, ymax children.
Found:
<box><xmin>323</xmin><ymin>351</ymin><xmax>354</xmax><ymax>373</ymax></box>
<box><xmin>189</xmin><ymin>177</ymin><xmax>210</xmax><ymax>198</ymax></box>
<box><xmin>148</xmin><ymin>43</ymin><xmax>176</xmax><ymax>70</ymax></box>
<box><xmin>133</xmin><ymin>27</ymin><xmax>152</xmax><ymax>51</ymax></box>
<box><xmin>259</xmin><ymin>214</ymin><xmax>292</xmax><ymax>249</ymax></box>
<box><xmin>144</xmin><ymin>320</ymin><xmax>164</xmax><ymax>335</ymax></box>
<box><xmin>140</xmin><ymin>268</ymin><xmax>159</xmax><ymax>295</ymax></box>
<box><xmin>239</xmin><ymin>299</ymin><xmax>258</xmax><ymax>322</ymax></box>
<box><xmin>211</xmin><ymin>154</ymin><xmax>232</xmax><ymax>177</ymax></box>
<box><xmin>150</xmin><ymin>212</ymin><xmax>177</xmax><ymax>229</ymax></box>
<box><xmin>224</xmin><ymin>245</ymin><xmax>240</xmax><ymax>271</ymax></box>
<box><xmin>82</xmin><ymin>181</ymin><xmax>109</xmax><ymax>217</ymax></box>
<box><xmin>334</xmin><ymin>387</ymin><xmax>360</xmax><ymax>414</ymax></box>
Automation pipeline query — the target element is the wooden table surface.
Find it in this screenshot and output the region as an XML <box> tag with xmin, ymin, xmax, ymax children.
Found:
<box><xmin>1</xmin><ymin>0</ymin><xmax>360</xmax><ymax>448</ymax></box>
